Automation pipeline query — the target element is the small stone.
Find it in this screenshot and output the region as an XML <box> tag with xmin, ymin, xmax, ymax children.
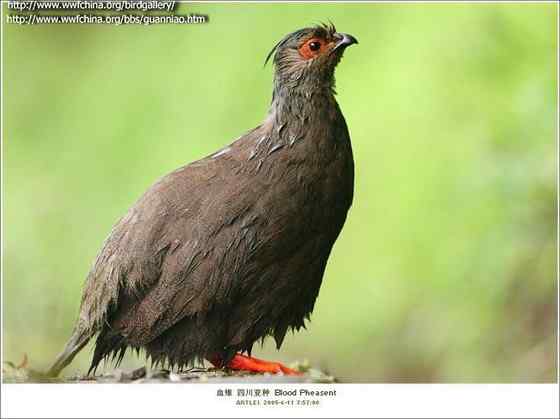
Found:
<box><xmin>148</xmin><ymin>369</ymin><xmax>170</xmax><ymax>379</ymax></box>
<box><xmin>169</xmin><ymin>372</ymin><xmax>181</xmax><ymax>382</ymax></box>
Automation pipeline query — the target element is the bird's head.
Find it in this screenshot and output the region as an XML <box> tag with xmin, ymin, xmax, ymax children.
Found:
<box><xmin>266</xmin><ymin>23</ymin><xmax>358</xmax><ymax>91</ymax></box>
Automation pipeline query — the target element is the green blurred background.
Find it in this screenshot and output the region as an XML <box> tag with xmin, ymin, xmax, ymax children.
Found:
<box><xmin>3</xmin><ymin>3</ymin><xmax>558</xmax><ymax>382</ymax></box>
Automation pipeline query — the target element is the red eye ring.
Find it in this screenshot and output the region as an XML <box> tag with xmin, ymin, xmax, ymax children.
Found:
<box><xmin>299</xmin><ymin>38</ymin><xmax>325</xmax><ymax>60</ymax></box>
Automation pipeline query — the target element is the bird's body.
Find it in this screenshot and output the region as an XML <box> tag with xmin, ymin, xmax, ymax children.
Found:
<box><xmin>49</xmin><ymin>23</ymin><xmax>357</xmax><ymax>376</ymax></box>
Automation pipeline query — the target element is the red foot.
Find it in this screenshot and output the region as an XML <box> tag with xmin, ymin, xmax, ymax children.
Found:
<box><xmin>209</xmin><ymin>353</ymin><xmax>302</xmax><ymax>376</ymax></box>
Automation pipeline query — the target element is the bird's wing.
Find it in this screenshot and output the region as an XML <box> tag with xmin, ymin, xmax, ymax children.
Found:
<box><xmin>77</xmin><ymin>135</ymin><xmax>270</xmax><ymax>343</ymax></box>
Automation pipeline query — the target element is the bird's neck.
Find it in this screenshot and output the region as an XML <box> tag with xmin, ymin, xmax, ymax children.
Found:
<box><xmin>268</xmin><ymin>82</ymin><xmax>337</xmax><ymax>130</ymax></box>
<box><xmin>263</xmin><ymin>82</ymin><xmax>340</xmax><ymax>147</ymax></box>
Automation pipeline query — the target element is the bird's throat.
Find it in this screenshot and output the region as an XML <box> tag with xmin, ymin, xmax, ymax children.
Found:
<box><xmin>268</xmin><ymin>84</ymin><xmax>337</xmax><ymax>134</ymax></box>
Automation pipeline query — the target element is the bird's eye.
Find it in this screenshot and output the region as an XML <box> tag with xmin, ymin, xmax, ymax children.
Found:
<box><xmin>309</xmin><ymin>41</ymin><xmax>321</xmax><ymax>51</ymax></box>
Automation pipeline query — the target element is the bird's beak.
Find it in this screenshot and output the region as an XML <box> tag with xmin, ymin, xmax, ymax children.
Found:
<box><xmin>332</xmin><ymin>33</ymin><xmax>358</xmax><ymax>54</ymax></box>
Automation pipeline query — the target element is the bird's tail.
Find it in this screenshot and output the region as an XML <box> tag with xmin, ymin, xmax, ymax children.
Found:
<box><xmin>47</xmin><ymin>327</ymin><xmax>92</xmax><ymax>377</ymax></box>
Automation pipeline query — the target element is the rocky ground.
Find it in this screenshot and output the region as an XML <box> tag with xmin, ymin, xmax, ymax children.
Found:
<box><xmin>2</xmin><ymin>356</ymin><xmax>336</xmax><ymax>384</ymax></box>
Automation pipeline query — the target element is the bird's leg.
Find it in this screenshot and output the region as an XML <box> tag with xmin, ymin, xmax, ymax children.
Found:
<box><xmin>208</xmin><ymin>353</ymin><xmax>302</xmax><ymax>376</ymax></box>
